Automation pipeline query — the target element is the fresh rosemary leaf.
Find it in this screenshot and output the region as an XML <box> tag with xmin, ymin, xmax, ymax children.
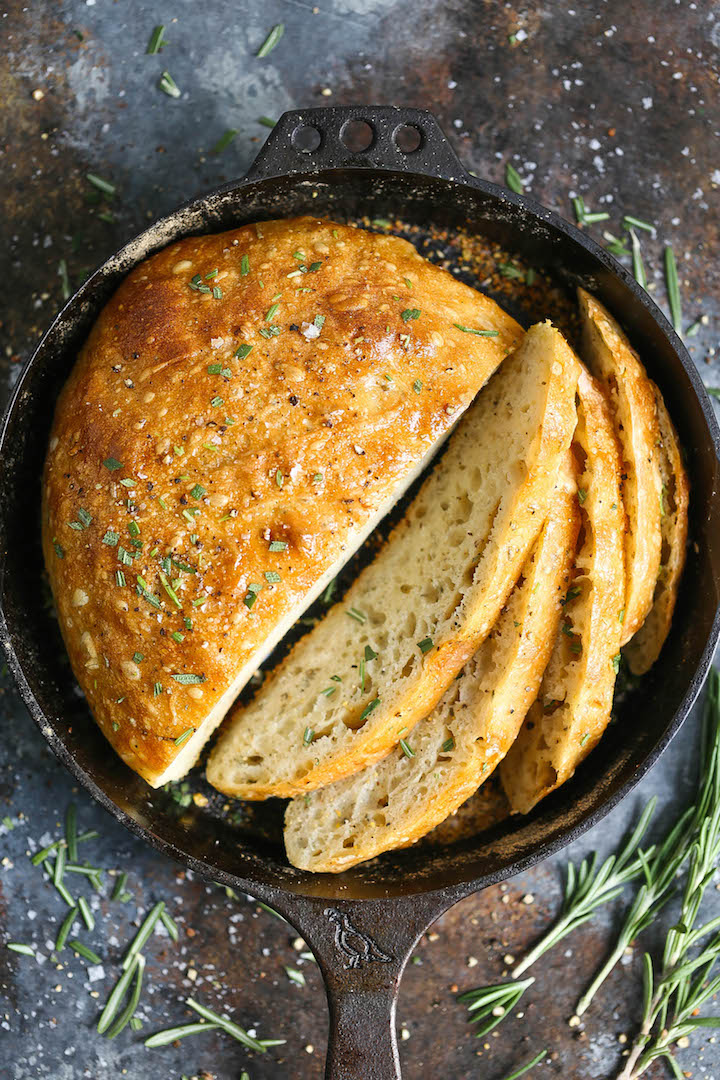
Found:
<box><xmin>212</xmin><ymin>128</ymin><xmax>238</xmax><ymax>154</ymax></box>
<box><xmin>186</xmin><ymin>997</ymin><xmax>271</xmax><ymax>1051</ymax></box>
<box><xmin>630</xmin><ymin>229</ymin><xmax>647</xmax><ymax>290</ymax></box>
<box><xmin>58</xmin><ymin>259</ymin><xmax>71</xmax><ymax>300</ymax></box>
<box><xmin>583</xmin><ymin>211</ymin><xmax>610</xmax><ymax>224</ymax></box>
<box><xmin>146</xmin><ymin>25</ymin><xmax>167</xmax><ymax>54</ymax></box>
<box><xmin>106</xmin><ymin>954</ymin><xmax>145</xmax><ymax>1039</ymax></box>
<box><xmin>7</xmin><ymin>943</ymin><xmax>35</xmax><ymax>956</ymax></box>
<box><xmin>664</xmin><ymin>244</ymin><xmax>683</xmax><ymax>335</ymax></box>
<box><xmin>505</xmin><ymin>163</ymin><xmax>524</xmax><ymax>194</ymax></box>
<box><xmin>399</xmin><ymin>739</ymin><xmax>415</xmax><ymax>759</ymax></box>
<box><xmin>87</xmin><ymin>173</ymin><xmax>116</xmax><ymax>197</ymax></box>
<box><xmin>55</xmin><ymin>907</ymin><xmax>77</xmax><ymax>951</ymax></box>
<box><xmin>160</xmin><ymin>909</ymin><xmax>179</xmax><ymax>942</ymax></box>
<box><xmin>499</xmin><ymin>1048</ymin><xmax>548</xmax><ymax>1080</ymax></box>
<box><xmin>111</xmin><ymin>871</ymin><xmax>129</xmax><ymax>901</ymax></box>
<box><xmin>458</xmin><ymin>977</ymin><xmax>535</xmax><ymax>1038</ymax></box>
<box><xmin>98</xmin><ymin>953</ymin><xmax>142</xmax><ymax>1034</ymax></box>
<box><xmin>571</xmin><ymin>194</ymin><xmax>608</xmax><ymax>225</ymax></box>
<box><xmin>603</xmin><ymin>230</ymin><xmax>631</xmax><ymax>258</ymax></box>
<box><xmin>623</xmin><ymin>214</ymin><xmax>655</xmax><ymax>234</ymax></box>
<box><xmin>145</xmin><ymin>1020</ymin><xmax>221</xmax><ymax>1047</ymax></box>
<box><xmin>122</xmin><ymin>901</ymin><xmax>165</xmax><ymax>971</ymax></box>
<box><xmin>69</xmin><ymin>939</ymin><xmax>102</xmax><ymax>964</ymax></box>
<box><xmin>453</xmin><ymin>324</ymin><xmax>499</xmax><ymax>337</ymax></box>
<box><xmin>53</xmin><ymin>845</ymin><xmax>66</xmax><ymax>887</ymax></box>
<box><xmin>78</xmin><ymin>895</ymin><xmax>95</xmax><ymax>931</ymax></box>
<box><xmin>256</xmin><ymin>23</ymin><xmax>284</xmax><ymax>58</ymax></box>
<box><xmin>158</xmin><ymin>70</ymin><xmax>181</xmax><ymax>98</ymax></box>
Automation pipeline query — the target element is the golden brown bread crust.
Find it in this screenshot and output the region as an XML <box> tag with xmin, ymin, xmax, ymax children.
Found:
<box><xmin>624</xmin><ymin>383</ymin><xmax>689</xmax><ymax>674</ymax></box>
<box><xmin>577</xmin><ymin>288</ymin><xmax>662</xmax><ymax>643</ymax></box>
<box><xmin>501</xmin><ymin>370</ymin><xmax>627</xmax><ymax>813</ymax></box>
<box><xmin>41</xmin><ymin>216</ymin><xmax>523</xmax><ymax>787</ymax></box>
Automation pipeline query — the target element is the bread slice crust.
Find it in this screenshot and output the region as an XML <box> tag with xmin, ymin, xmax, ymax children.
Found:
<box><xmin>501</xmin><ymin>369</ymin><xmax>626</xmax><ymax>814</ymax></box>
<box><xmin>624</xmin><ymin>383</ymin><xmax>689</xmax><ymax>674</ymax></box>
<box><xmin>284</xmin><ymin>459</ymin><xmax>579</xmax><ymax>872</ymax></box>
<box><xmin>577</xmin><ymin>288</ymin><xmax>662</xmax><ymax>643</ymax></box>
<box><xmin>207</xmin><ymin>322</ymin><xmax>580</xmax><ymax>800</ymax></box>
<box><xmin>42</xmin><ymin>216</ymin><xmax>523</xmax><ymax>787</ymax></box>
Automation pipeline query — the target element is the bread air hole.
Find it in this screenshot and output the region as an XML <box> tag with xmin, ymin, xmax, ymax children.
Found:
<box><xmin>443</xmin><ymin>590</ymin><xmax>464</xmax><ymax>621</ymax></box>
<box><xmin>421</xmin><ymin>583</ymin><xmax>441</xmax><ymax>604</ymax></box>
<box><xmin>342</xmin><ymin>710</ymin><xmax>370</xmax><ymax>731</ymax></box>
<box><xmin>400</xmin><ymin>655</ymin><xmax>415</xmax><ymax>678</ymax></box>
<box><xmin>536</xmin><ymin>762</ymin><xmax>557</xmax><ymax>789</ymax></box>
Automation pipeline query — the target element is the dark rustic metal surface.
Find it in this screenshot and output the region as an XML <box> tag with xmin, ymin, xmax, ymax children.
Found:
<box><xmin>2</xmin><ymin>2</ymin><xmax>719</xmax><ymax>1079</ymax></box>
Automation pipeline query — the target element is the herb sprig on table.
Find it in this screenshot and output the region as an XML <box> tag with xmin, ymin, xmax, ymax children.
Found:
<box><xmin>460</xmin><ymin>669</ymin><xmax>720</xmax><ymax>1077</ymax></box>
<box><xmin>5</xmin><ymin>806</ymin><xmax>284</xmax><ymax>1058</ymax></box>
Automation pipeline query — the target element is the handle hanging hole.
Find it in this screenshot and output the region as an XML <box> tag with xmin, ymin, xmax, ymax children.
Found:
<box><xmin>291</xmin><ymin>124</ymin><xmax>322</xmax><ymax>154</ymax></box>
<box><xmin>393</xmin><ymin>124</ymin><xmax>423</xmax><ymax>154</ymax></box>
<box><xmin>340</xmin><ymin>118</ymin><xmax>375</xmax><ymax>153</ymax></box>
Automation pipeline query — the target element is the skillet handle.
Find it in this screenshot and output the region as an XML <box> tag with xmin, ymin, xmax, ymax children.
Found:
<box><xmin>268</xmin><ymin>890</ymin><xmax>458</xmax><ymax>1079</ymax></box>
<box><xmin>245</xmin><ymin>105</ymin><xmax>470</xmax><ymax>182</ymax></box>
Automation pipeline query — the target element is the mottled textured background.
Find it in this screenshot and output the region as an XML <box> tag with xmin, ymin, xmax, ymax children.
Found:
<box><xmin>1</xmin><ymin>1</ymin><xmax>719</xmax><ymax>1078</ymax></box>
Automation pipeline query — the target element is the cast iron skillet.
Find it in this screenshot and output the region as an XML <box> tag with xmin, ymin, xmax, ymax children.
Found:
<box><xmin>2</xmin><ymin>106</ymin><xmax>720</xmax><ymax>1079</ymax></box>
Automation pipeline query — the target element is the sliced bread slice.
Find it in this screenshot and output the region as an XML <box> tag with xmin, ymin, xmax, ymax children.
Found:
<box><xmin>207</xmin><ymin>322</ymin><xmax>581</xmax><ymax>800</ymax></box>
<box><xmin>577</xmin><ymin>288</ymin><xmax>662</xmax><ymax>643</ymax></box>
<box><xmin>624</xmin><ymin>384</ymin><xmax>689</xmax><ymax>674</ymax></box>
<box><xmin>284</xmin><ymin>456</ymin><xmax>579</xmax><ymax>872</ymax></box>
<box><xmin>500</xmin><ymin>369</ymin><xmax>626</xmax><ymax>814</ymax></box>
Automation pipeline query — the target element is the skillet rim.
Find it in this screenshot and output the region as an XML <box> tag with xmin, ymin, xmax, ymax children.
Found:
<box><xmin>2</xmin><ymin>106</ymin><xmax>720</xmax><ymax>902</ymax></box>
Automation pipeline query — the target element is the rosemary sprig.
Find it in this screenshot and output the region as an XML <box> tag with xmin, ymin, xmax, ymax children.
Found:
<box><xmin>145</xmin><ymin>997</ymin><xmax>285</xmax><ymax>1051</ymax></box>
<box><xmin>458</xmin><ymin>977</ymin><xmax>535</xmax><ymax>1037</ymax></box>
<box><xmin>512</xmin><ymin>797</ymin><xmax>657</xmax><ymax>977</ymax></box>
<box><xmin>576</xmin><ymin>668</ymin><xmax>720</xmax><ymax>1016</ymax></box>
<box><xmin>616</xmin><ymin>670</ymin><xmax>720</xmax><ymax>1077</ymax></box>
